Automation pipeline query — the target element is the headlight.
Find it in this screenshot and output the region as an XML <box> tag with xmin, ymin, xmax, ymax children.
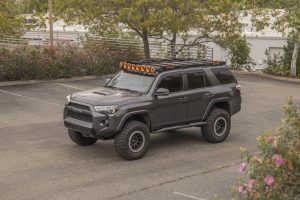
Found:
<box><xmin>94</xmin><ymin>105</ymin><xmax>119</xmax><ymax>114</ymax></box>
<box><xmin>66</xmin><ymin>95</ymin><xmax>71</xmax><ymax>103</ymax></box>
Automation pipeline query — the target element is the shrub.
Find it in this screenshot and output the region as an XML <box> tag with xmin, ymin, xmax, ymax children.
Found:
<box><xmin>233</xmin><ymin>99</ymin><xmax>300</xmax><ymax>200</ymax></box>
<box><xmin>228</xmin><ymin>37</ymin><xmax>255</xmax><ymax>71</ymax></box>
<box><xmin>0</xmin><ymin>43</ymin><xmax>142</xmax><ymax>81</ymax></box>
<box><xmin>282</xmin><ymin>41</ymin><xmax>300</xmax><ymax>77</ymax></box>
<box><xmin>264</xmin><ymin>41</ymin><xmax>300</xmax><ymax>77</ymax></box>
<box><xmin>263</xmin><ymin>49</ymin><xmax>289</xmax><ymax>77</ymax></box>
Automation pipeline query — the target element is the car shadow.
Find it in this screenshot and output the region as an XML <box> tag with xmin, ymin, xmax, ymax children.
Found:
<box><xmin>63</xmin><ymin>127</ymin><xmax>225</xmax><ymax>161</ymax></box>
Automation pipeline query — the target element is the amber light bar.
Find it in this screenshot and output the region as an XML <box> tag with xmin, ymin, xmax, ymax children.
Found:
<box><xmin>119</xmin><ymin>62</ymin><xmax>157</xmax><ymax>74</ymax></box>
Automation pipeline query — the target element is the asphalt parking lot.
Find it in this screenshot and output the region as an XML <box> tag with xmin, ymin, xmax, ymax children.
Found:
<box><xmin>1</xmin><ymin>74</ymin><xmax>300</xmax><ymax>200</ymax></box>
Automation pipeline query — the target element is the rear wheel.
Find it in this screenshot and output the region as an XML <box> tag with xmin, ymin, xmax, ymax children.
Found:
<box><xmin>114</xmin><ymin>120</ymin><xmax>150</xmax><ymax>160</ymax></box>
<box><xmin>68</xmin><ymin>130</ymin><xmax>97</xmax><ymax>146</ymax></box>
<box><xmin>201</xmin><ymin>108</ymin><xmax>231</xmax><ymax>143</ymax></box>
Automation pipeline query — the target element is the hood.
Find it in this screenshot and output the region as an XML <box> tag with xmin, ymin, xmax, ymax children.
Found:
<box><xmin>70</xmin><ymin>87</ymin><xmax>141</xmax><ymax>106</ymax></box>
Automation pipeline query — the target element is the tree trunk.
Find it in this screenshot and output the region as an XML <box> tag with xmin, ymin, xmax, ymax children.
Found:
<box><xmin>291</xmin><ymin>31</ymin><xmax>300</xmax><ymax>76</ymax></box>
<box><xmin>170</xmin><ymin>32</ymin><xmax>177</xmax><ymax>60</ymax></box>
<box><xmin>142</xmin><ymin>29</ymin><xmax>150</xmax><ymax>60</ymax></box>
<box><xmin>48</xmin><ymin>0</ymin><xmax>54</xmax><ymax>47</ymax></box>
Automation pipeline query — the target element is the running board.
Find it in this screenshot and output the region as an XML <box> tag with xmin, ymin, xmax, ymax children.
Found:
<box><xmin>154</xmin><ymin>122</ymin><xmax>206</xmax><ymax>133</ymax></box>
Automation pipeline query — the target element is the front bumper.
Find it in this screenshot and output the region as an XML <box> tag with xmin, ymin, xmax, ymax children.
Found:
<box><xmin>63</xmin><ymin>103</ymin><xmax>119</xmax><ymax>139</ymax></box>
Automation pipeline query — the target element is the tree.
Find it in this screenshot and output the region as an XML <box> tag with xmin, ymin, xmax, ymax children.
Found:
<box><xmin>247</xmin><ymin>0</ymin><xmax>300</xmax><ymax>76</ymax></box>
<box><xmin>53</xmin><ymin>0</ymin><xmax>165</xmax><ymax>60</ymax></box>
<box><xmin>156</xmin><ymin>0</ymin><xmax>244</xmax><ymax>59</ymax></box>
<box><xmin>0</xmin><ymin>0</ymin><xmax>26</xmax><ymax>38</ymax></box>
<box><xmin>52</xmin><ymin>0</ymin><xmax>247</xmax><ymax>60</ymax></box>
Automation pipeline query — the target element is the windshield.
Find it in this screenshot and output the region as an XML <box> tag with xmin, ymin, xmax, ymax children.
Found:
<box><xmin>106</xmin><ymin>71</ymin><xmax>155</xmax><ymax>93</ymax></box>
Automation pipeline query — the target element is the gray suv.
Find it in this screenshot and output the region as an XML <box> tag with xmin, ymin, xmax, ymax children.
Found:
<box><xmin>64</xmin><ymin>59</ymin><xmax>241</xmax><ymax>160</ymax></box>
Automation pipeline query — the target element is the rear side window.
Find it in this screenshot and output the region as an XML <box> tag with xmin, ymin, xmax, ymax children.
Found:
<box><xmin>157</xmin><ymin>75</ymin><xmax>183</xmax><ymax>93</ymax></box>
<box><xmin>187</xmin><ymin>73</ymin><xmax>205</xmax><ymax>89</ymax></box>
<box><xmin>211</xmin><ymin>67</ymin><xmax>236</xmax><ymax>84</ymax></box>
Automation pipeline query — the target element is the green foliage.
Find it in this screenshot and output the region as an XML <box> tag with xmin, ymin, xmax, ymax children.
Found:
<box><xmin>263</xmin><ymin>41</ymin><xmax>300</xmax><ymax>77</ymax></box>
<box><xmin>19</xmin><ymin>0</ymin><xmax>48</xmax><ymax>14</ymax></box>
<box><xmin>0</xmin><ymin>43</ymin><xmax>141</xmax><ymax>81</ymax></box>
<box><xmin>218</xmin><ymin>34</ymin><xmax>254</xmax><ymax>70</ymax></box>
<box><xmin>51</xmin><ymin>0</ymin><xmax>246</xmax><ymax>59</ymax></box>
<box><xmin>263</xmin><ymin>50</ymin><xmax>288</xmax><ymax>76</ymax></box>
<box><xmin>233</xmin><ymin>99</ymin><xmax>300</xmax><ymax>199</ymax></box>
<box><xmin>0</xmin><ymin>0</ymin><xmax>26</xmax><ymax>37</ymax></box>
<box><xmin>282</xmin><ymin>41</ymin><xmax>300</xmax><ymax>76</ymax></box>
<box><xmin>245</xmin><ymin>0</ymin><xmax>300</xmax><ymax>75</ymax></box>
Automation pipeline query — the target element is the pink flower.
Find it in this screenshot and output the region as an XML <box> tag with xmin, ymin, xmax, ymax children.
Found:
<box><xmin>239</xmin><ymin>184</ymin><xmax>247</xmax><ymax>194</ymax></box>
<box><xmin>264</xmin><ymin>176</ymin><xmax>275</xmax><ymax>187</ymax></box>
<box><xmin>247</xmin><ymin>179</ymin><xmax>255</xmax><ymax>190</ymax></box>
<box><xmin>272</xmin><ymin>155</ymin><xmax>285</xmax><ymax>166</ymax></box>
<box><xmin>265</xmin><ymin>136</ymin><xmax>274</xmax><ymax>144</ymax></box>
<box><xmin>255</xmin><ymin>156</ymin><xmax>263</xmax><ymax>164</ymax></box>
<box><xmin>239</xmin><ymin>162</ymin><xmax>246</xmax><ymax>173</ymax></box>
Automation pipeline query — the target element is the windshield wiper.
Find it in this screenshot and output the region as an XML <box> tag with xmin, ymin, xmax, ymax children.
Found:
<box><xmin>118</xmin><ymin>88</ymin><xmax>141</xmax><ymax>94</ymax></box>
<box><xmin>106</xmin><ymin>86</ymin><xmax>141</xmax><ymax>94</ymax></box>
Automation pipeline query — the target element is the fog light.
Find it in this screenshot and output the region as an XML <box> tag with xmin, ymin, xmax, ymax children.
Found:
<box><xmin>100</xmin><ymin>120</ymin><xmax>109</xmax><ymax>127</ymax></box>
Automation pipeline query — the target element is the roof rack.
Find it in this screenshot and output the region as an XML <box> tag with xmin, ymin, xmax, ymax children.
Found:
<box><xmin>129</xmin><ymin>59</ymin><xmax>226</xmax><ymax>73</ymax></box>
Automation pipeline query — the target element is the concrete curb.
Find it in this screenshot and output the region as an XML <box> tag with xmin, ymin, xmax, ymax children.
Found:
<box><xmin>232</xmin><ymin>70</ymin><xmax>300</xmax><ymax>84</ymax></box>
<box><xmin>0</xmin><ymin>74</ymin><xmax>114</xmax><ymax>87</ymax></box>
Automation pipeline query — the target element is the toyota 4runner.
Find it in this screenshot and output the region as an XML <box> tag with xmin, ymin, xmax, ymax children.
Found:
<box><xmin>64</xmin><ymin>59</ymin><xmax>242</xmax><ymax>160</ymax></box>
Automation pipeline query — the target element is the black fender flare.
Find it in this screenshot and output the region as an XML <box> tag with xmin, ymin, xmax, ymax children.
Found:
<box><xmin>202</xmin><ymin>97</ymin><xmax>231</xmax><ymax>120</ymax></box>
<box><xmin>116</xmin><ymin>110</ymin><xmax>151</xmax><ymax>132</ymax></box>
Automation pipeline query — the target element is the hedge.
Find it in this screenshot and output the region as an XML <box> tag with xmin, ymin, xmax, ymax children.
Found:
<box><xmin>0</xmin><ymin>43</ymin><xmax>142</xmax><ymax>81</ymax></box>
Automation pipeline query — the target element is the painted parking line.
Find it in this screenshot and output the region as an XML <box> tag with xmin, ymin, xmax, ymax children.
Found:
<box><xmin>172</xmin><ymin>192</ymin><xmax>207</xmax><ymax>200</ymax></box>
<box><xmin>54</xmin><ymin>83</ymin><xmax>83</xmax><ymax>90</ymax></box>
<box><xmin>0</xmin><ymin>89</ymin><xmax>60</xmax><ymax>106</ymax></box>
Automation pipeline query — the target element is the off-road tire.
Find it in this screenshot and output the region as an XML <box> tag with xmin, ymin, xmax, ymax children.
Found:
<box><xmin>68</xmin><ymin>130</ymin><xmax>97</xmax><ymax>146</ymax></box>
<box><xmin>114</xmin><ymin>120</ymin><xmax>150</xmax><ymax>160</ymax></box>
<box><xmin>201</xmin><ymin>108</ymin><xmax>231</xmax><ymax>143</ymax></box>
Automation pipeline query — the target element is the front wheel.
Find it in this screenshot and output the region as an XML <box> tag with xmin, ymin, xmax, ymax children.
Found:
<box><xmin>201</xmin><ymin>108</ymin><xmax>231</xmax><ymax>143</ymax></box>
<box><xmin>114</xmin><ymin>121</ymin><xmax>150</xmax><ymax>160</ymax></box>
<box><xmin>68</xmin><ymin>130</ymin><xmax>97</xmax><ymax>146</ymax></box>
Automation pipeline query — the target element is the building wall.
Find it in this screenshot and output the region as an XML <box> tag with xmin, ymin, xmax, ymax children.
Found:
<box><xmin>246</xmin><ymin>37</ymin><xmax>287</xmax><ymax>69</ymax></box>
<box><xmin>204</xmin><ymin>36</ymin><xmax>287</xmax><ymax>70</ymax></box>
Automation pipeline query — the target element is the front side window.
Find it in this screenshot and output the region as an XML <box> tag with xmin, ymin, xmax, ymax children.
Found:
<box><xmin>187</xmin><ymin>73</ymin><xmax>205</xmax><ymax>90</ymax></box>
<box><xmin>157</xmin><ymin>74</ymin><xmax>183</xmax><ymax>93</ymax></box>
<box><xmin>106</xmin><ymin>71</ymin><xmax>155</xmax><ymax>93</ymax></box>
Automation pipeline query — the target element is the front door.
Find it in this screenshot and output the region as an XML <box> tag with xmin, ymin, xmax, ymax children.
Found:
<box><xmin>151</xmin><ymin>74</ymin><xmax>187</xmax><ymax>129</ymax></box>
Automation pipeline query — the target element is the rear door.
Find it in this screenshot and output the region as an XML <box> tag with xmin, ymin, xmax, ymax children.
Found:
<box><xmin>151</xmin><ymin>74</ymin><xmax>187</xmax><ymax>129</ymax></box>
<box><xmin>184</xmin><ymin>71</ymin><xmax>215</xmax><ymax>122</ymax></box>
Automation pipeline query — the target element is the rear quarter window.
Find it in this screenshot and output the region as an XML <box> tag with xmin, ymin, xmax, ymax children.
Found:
<box><xmin>211</xmin><ymin>67</ymin><xmax>236</xmax><ymax>84</ymax></box>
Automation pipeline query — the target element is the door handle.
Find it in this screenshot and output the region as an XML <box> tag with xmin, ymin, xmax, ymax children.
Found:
<box><xmin>205</xmin><ymin>92</ymin><xmax>215</xmax><ymax>97</ymax></box>
<box><xmin>179</xmin><ymin>97</ymin><xmax>189</xmax><ymax>102</ymax></box>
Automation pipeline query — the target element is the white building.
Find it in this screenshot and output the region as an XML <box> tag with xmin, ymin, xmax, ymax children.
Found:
<box><xmin>207</xmin><ymin>14</ymin><xmax>287</xmax><ymax>70</ymax></box>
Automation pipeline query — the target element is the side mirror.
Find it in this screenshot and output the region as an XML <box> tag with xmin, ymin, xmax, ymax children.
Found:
<box><xmin>105</xmin><ymin>78</ymin><xmax>111</xmax><ymax>84</ymax></box>
<box><xmin>154</xmin><ymin>88</ymin><xmax>170</xmax><ymax>96</ymax></box>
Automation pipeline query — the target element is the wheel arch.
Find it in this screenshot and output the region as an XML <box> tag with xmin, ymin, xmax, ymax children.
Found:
<box><xmin>203</xmin><ymin>98</ymin><xmax>231</xmax><ymax>120</ymax></box>
<box><xmin>116</xmin><ymin>111</ymin><xmax>151</xmax><ymax>132</ymax></box>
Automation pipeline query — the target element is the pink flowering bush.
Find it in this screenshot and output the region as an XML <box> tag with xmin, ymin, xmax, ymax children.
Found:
<box><xmin>233</xmin><ymin>99</ymin><xmax>300</xmax><ymax>199</ymax></box>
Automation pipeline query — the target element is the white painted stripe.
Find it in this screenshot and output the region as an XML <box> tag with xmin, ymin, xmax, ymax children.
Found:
<box><xmin>0</xmin><ymin>89</ymin><xmax>60</xmax><ymax>106</ymax></box>
<box><xmin>172</xmin><ymin>192</ymin><xmax>207</xmax><ymax>200</ymax></box>
<box><xmin>55</xmin><ymin>83</ymin><xmax>83</xmax><ymax>90</ymax></box>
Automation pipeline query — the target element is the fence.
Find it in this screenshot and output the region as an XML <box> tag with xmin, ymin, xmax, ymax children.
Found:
<box><xmin>0</xmin><ymin>31</ymin><xmax>213</xmax><ymax>60</ymax></box>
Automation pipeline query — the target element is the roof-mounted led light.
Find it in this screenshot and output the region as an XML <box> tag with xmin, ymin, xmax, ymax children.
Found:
<box><xmin>119</xmin><ymin>62</ymin><xmax>157</xmax><ymax>74</ymax></box>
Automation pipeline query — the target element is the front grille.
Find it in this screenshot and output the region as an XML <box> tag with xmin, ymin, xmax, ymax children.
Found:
<box><xmin>67</xmin><ymin>102</ymin><xmax>92</xmax><ymax>123</ymax></box>
<box><xmin>68</xmin><ymin>111</ymin><xmax>93</xmax><ymax>123</ymax></box>
<box><xmin>68</xmin><ymin>102</ymin><xmax>90</xmax><ymax>111</ymax></box>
